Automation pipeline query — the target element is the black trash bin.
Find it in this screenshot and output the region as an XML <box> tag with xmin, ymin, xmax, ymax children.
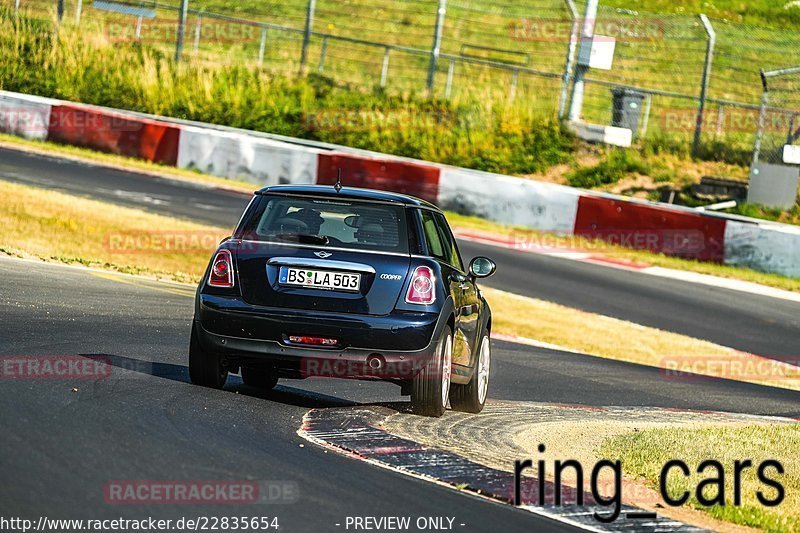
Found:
<box><xmin>611</xmin><ymin>87</ymin><xmax>646</xmax><ymax>132</ymax></box>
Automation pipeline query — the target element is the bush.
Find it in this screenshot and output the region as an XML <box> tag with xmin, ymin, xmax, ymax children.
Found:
<box><xmin>566</xmin><ymin>150</ymin><xmax>651</xmax><ymax>188</ymax></box>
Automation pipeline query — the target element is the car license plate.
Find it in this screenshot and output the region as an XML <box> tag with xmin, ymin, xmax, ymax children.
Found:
<box><xmin>279</xmin><ymin>267</ymin><xmax>361</xmax><ymax>292</ymax></box>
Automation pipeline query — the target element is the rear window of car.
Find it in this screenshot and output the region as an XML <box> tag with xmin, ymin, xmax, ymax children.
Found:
<box><xmin>238</xmin><ymin>194</ymin><xmax>409</xmax><ymax>254</ymax></box>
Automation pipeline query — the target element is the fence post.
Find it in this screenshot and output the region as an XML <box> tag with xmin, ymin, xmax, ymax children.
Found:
<box><xmin>75</xmin><ymin>0</ymin><xmax>82</xmax><ymax>24</ymax></box>
<box><xmin>380</xmin><ymin>47</ymin><xmax>391</xmax><ymax>87</ymax></box>
<box><xmin>752</xmin><ymin>69</ymin><xmax>770</xmax><ymax>167</ymax></box>
<box><xmin>510</xmin><ymin>69</ymin><xmax>519</xmax><ymax>101</ymax></box>
<box><xmin>445</xmin><ymin>58</ymin><xmax>455</xmax><ymax>99</ymax></box>
<box><xmin>640</xmin><ymin>93</ymin><xmax>652</xmax><ymax>138</ymax></box>
<box><xmin>15</xmin><ymin>0</ymin><xmax>19</xmax><ymax>14</ymax></box>
<box><xmin>56</xmin><ymin>0</ymin><xmax>64</xmax><ymax>21</ymax></box>
<box><xmin>193</xmin><ymin>14</ymin><xmax>202</xmax><ymax>53</ymax></box>
<box><xmin>318</xmin><ymin>37</ymin><xmax>328</xmax><ymax>73</ymax></box>
<box><xmin>559</xmin><ymin>0</ymin><xmax>579</xmax><ymax>119</ymax></box>
<box><xmin>175</xmin><ymin>0</ymin><xmax>189</xmax><ymax>62</ymax></box>
<box><xmin>426</xmin><ymin>0</ymin><xmax>447</xmax><ymax>93</ymax></box>
<box><xmin>258</xmin><ymin>27</ymin><xmax>267</xmax><ymax>67</ymax></box>
<box><xmin>300</xmin><ymin>0</ymin><xmax>317</xmax><ymax>71</ymax></box>
<box><xmin>567</xmin><ymin>0</ymin><xmax>598</xmax><ymax>122</ymax></box>
<box><xmin>716</xmin><ymin>104</ymin><xmax>725</xmax><ymax>137</ymax></box>
<box><xmin>135</xmin><ymin>16</ymin><xmax>143</xmax><ymax>39</ymax></box>
<box><xmin>692</xmin><ymin>14</ymin><xmax>716</xmax><ymax>158</ymax></box>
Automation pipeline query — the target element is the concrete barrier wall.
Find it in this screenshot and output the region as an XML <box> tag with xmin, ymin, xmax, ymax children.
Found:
<box><xmin>177</xmin><ymin>126</ymin><xmax>319</xmax><ymax>186</ymax></box>
<box><xmin>724</xmin><ymin>221</ymin><xmax>800</xmax><ymax>278</ymax></box>
<box><xmin>1</xmin><ymin>89</ymin><xmax>798</xmax><ymax>278</ymax></box>
<box><xmin>438</xmin><ymin>167</ymin><xmax>580</xmax><ymax>234</ymax></box>
<box><xmin>317</xmin><ymin>152</ymin><xmax>440</xmax><ymax>204</ymax></box>
<box><xmin>574</xmin><ymin>195</ymin><xmax>727</xmax><ymax>262</ymax></box>
<box><xmin>47</xmin><ymin>104</ymin><xmax>180</xmax><ymax>165</ymax></box>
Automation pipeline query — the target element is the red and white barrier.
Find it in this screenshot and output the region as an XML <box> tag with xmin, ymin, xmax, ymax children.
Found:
<box><xmin>724</xmin><ymin>220</ymin><xmax>800</xmax><ymax>278</ymax></box>
<box><xmin>0</xmin><ymin>92</ymin><xmax>56</xmax><ymax>141</ymax></box>
<box><xmin>438</xmin><ymin>167</ymin><xmax>580</xmax><ymax>234</ymax></box>
<box><xmin>317</xmin><ymin>152</ymin><xmax>440</xmax><ymax>204</ymax></box>
<box><xmin>177</xmin><ymin>126</ymin><xmax>319</xmax><ymax>186</ymax></box>
<box><xmin>47</xmin><ymin>103</ymin><xmax>180</xmax><ymax>165</ymax></box>
<box><xmin>1</xmin><ymin>90</ymin><xmax>798</xmax><ymax>279</ymax></box>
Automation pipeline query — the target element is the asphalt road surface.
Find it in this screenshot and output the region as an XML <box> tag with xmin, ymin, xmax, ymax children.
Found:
<box><xmin>2</xmin><ymin>257</ymin><xmax>800</xmax><ymax>532</ymax></box>
<box><xmin>1</xmin><ymin>146</ymin><xmax>797</xmax><ymax>361</ymax></box>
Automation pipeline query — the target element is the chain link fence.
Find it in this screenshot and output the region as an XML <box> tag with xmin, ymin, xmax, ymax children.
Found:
<box><xmin>5</xmin><ymin>0</ymin><xmax>800</xmax><ymax>162</ymax></box>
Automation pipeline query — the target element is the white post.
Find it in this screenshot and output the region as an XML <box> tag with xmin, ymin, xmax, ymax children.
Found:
<box><xmin>75</xmin><ymin>0</ymin><xmax>83</xmax><ymax>24</ymax></box>
<box><xmin>258</xmin><ymin>27</ymin><xmax>267</xmax><ymax>67</ymax></box>
<box><xmin>567</xmin><ymin>0</ymin><xmax>598</xmax><ymax>122</ymax></box>
<box><xmin>193</xmin><ymin>15</ymin><xmax>202</xmax><ymax>53</ymax></box>
<box><xmin>380</xmin><ymin>48</ymin><xmax>390</xmax><ymax>87</ymax></box>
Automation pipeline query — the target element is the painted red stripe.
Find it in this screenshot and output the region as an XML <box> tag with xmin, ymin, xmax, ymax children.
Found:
<box><xmin>47</xmin><ymin>104</ymin><xmax>180</xmax><ymax>165</ymax></box>
<box><xmin>574</xmin><ymin>196</ymin><xmax>726</xmax><ymax>262</ymax></box>
<box><xmin>317</xmin><ymin>152</ymin><xmax>440</xmax><ymax>204</ymax></box>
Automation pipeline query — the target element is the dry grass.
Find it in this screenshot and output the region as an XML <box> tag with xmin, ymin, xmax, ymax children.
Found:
<box><xmin>446</xmin><ymin>212</ymin><xmax>800</xmax><ymax>292</ymax></box>
<box><xmin>0</xmin><ymin>180</ymin><xmax>225</xmax><ymax>283</ymax></box>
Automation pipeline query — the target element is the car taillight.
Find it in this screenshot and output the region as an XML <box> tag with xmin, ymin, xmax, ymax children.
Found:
<box><xmin>208</xmin><ymin>249</ymin><xmax>234</xmax><ymax>288</ymax></box>
<box><xmin>405</xmin><ymin>266</ymin><xmax>435</xmax><ymax>305</ymax></box>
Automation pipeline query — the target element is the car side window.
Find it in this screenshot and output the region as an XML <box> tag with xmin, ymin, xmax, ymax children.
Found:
<box><xmin>421</xmin><ymin>210</ymin><xmax>447</xmax><ymax>263</ymax></box>
<box><xmin>434</xmin><ymin>213</ymin><xmax>464</xmax><ymax>272</ymax></box>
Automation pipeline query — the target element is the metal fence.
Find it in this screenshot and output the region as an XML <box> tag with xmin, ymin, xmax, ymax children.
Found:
<box><xmin>7</xmin><ymin>0</ymin><xmax>800</xmax><ymax>159</ymax></box>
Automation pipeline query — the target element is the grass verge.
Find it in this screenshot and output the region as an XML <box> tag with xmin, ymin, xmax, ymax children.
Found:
<box><xmin>2</xmin><ymin>178</ymin><xmax>797</xmax><ymax>392</ymax></box>
<box><xmin>0</xmin><ymin>180</ymin><xmax>225</xmax><ymax>283</ymax></box>
<box><xmin>600</xmin><ymin>424</ymin><xmax>800</xmax><ymax>531</ymax></box>
<box><xmin>447</xmin><ymin>211</ymin><xmax>800</xmax><ymax>292</ymax></box>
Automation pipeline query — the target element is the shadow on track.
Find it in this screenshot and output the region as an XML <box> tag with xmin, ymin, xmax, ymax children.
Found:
<box><xmin>87</xmin><ymin>353</ymin><xmax>402</xmax><ymax>411</ymax></box>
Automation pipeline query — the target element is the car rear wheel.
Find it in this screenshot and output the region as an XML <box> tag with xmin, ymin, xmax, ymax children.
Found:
<box><xmin>188</xmin><ymin>323</ymin><xmax>228</xmax><ymax>389</ymax></box>
<box><xmin>410</xmin><ymin>326</ymin><xmax>452</xmax><ymax>417</ymax></box>
<box><xmin>450</xmin><ymin>332</ymin><xmax>491</xmax><ymax>414</ymax></box>
<box><xmin>241</xmin><ymin>366</ymin><xmax>279</xmax><ymax>390</ymax></box>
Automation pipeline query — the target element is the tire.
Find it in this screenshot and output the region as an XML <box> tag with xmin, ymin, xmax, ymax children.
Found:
<box><xmin>450</xmin><ymin>332</ymin><xmax>491</xmax><ymax>414</ymax></box>
<box><xmin>241</xmin><ymin>366</ymin><xmax>279</xmax><ymax>390</ymax></box>
<box><xmin>410</xmin><ymin>326</ymin><xmax>453</xmax><ymax>417</ymax></box>
<box><xmin>188</xmin><ymin>323</ymin><xmax>228</xmax><ymax>389</ymax></box>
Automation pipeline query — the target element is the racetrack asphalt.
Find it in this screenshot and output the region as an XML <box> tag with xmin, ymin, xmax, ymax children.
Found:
<box><xmin>1</xmin><ymin>146</ymin><xmax>797</xmax><ymax>362</ymax></box>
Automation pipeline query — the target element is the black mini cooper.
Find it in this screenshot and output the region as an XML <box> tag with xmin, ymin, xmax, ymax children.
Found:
<box><xmin>189</xmin><ymin>185</ymin><xmax>496</xmax><ymax>416</ymax></box>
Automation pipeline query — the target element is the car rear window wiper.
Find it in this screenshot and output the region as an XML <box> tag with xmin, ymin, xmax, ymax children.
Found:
<box><xmin>274</xmin><ymin>233</ymin><xmax>330</xmax><ymax>245</ymax></box>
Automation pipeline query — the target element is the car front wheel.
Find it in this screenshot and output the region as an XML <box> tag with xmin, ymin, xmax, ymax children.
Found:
<box><xmin>450</xmin><ymin>332</ymin><xmax>491</xmax><ymax>414</ymax></box>
<box><xmin>188</xmin><ymin>323</ymin><xmax>228</xmax><ymax>389</ymax></box>
<box><xmin>411</xmin><ymin>326</ymin><xmax>452</xmax><ymax>417</ymax></box>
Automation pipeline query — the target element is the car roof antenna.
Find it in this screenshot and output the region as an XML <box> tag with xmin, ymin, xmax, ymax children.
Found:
<box><xmin>334</xmin><ymin>168</ymin><xmax>343</xmax><ymax>193</ymax></box>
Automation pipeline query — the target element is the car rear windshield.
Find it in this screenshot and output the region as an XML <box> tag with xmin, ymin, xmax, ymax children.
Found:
<box><xmin>238</xmin><ymin>194</ymin><xmax>409</xmax><ymax>254</ymax></box>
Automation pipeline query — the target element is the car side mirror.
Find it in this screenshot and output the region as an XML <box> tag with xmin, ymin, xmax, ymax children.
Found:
<box><xmin>469</xmin><ymin>257</ymin><xmax>496</xmax><ymax>279</ymax></box>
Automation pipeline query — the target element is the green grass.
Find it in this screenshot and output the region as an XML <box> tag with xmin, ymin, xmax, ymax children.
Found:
<box><xmin>567</xmin><ymin>149</ymin><xmax>651</xmax><ymax>188</ymax></box>
<box><xmin>0</xmin><ymin>9</ymin><xmax>576</xmax><ymax>176</ymax></box>
<box><xmin>600</xmin><ymin>424</ymin><xmax>800</xmax><ymax>531</ymax></box>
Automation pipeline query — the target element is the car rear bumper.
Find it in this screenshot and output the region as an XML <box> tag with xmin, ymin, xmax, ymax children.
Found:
<box><xmin>195</xmin><ymin>294</ymin><xmax>448</xmax><ymax>379</ymax></box>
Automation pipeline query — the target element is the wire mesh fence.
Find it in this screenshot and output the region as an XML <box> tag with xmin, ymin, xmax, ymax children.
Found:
<box><xmin>5</xmin><ymin>0</ymin><xmax>800</xmax><ymax>162</ymax></box>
